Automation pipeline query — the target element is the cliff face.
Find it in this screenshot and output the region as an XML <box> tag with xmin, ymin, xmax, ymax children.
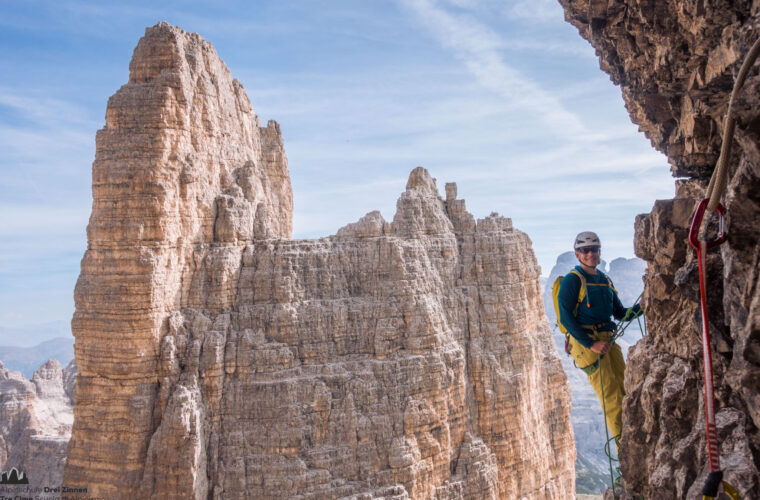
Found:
<box><xmin>559</xmin><ymin>1</ymin><xmax>760</xmax><ymax>497</ymax></box>
<box><xmin>0</xmin><ymin>359</ymin><xmax>76</xmax><ymax>487</ymax></box>
<box><xmin>63</xmin><ymin>23</ymin><xmax>574</xmax><ymax>499</ymax></box>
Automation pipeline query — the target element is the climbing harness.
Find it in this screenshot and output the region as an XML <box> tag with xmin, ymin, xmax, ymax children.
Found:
<box><xmin>689</xmin><ymin>200</ymin><xmax>741</xmax><ymax>500</ymax></box>
<box><xmin>685</xmin><ymin>36</ymin><xmax>760</xmax><ymax>500</ymax></box>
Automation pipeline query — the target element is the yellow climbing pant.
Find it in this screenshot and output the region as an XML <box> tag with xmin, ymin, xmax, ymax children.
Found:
<box><xmin>568</xmin><ymin>328</ymin><xmax>625</xmax><ymax>440</ymax></box>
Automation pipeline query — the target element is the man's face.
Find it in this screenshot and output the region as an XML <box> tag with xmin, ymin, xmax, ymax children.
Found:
<box><xmin>575</xmin><ymin>246</ymin><xmax>601</xmax><ymax>268</ymax></box>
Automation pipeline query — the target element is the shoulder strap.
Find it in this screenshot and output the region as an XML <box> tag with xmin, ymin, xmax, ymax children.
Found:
<box><xmin>553</xmin><ymin>272</ymin><xmax>586</xmax><ymax>335</ymax></box>
<box><xmin>599</xmin><ymin>271</ymin><xmax>619</xmax><ymax>294</ymax></box>
<box><xmin>568</xmin><ymin>269</ymin><xmax>588</xmax><ymax>311</ymax></box>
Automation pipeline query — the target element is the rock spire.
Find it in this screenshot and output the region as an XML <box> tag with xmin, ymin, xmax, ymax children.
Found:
<box><xmin>63</xmin><ymin>23</ymin><xmax>574</xmax><ymax>499</ymax></box>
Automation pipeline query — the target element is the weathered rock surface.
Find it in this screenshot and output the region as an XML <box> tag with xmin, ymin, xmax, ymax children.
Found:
<box><xmin>63</xmin><ymin>23</ymin><xmax>575</xmax><ymax>499</ymax></box>
<box><xmin>560</xmin><ymin>1</ymin><xmax>760</xmax><ymax>497</ymax></box>
<box><xmin>0</xmin><ymin>359</ymin><xmax>76</xmax><ymax>487</ymax></box>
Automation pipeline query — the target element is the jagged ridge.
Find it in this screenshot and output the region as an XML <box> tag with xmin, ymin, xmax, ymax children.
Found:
<box><xmin>63</xmin><ymin>23</ymin><xmax>575</xmax><ymax>499</ymax></box>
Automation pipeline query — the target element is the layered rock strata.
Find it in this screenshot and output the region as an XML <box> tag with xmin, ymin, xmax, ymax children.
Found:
<box><xmin>560</xmin><ymin>1</ymin><xmax>760</xmax><ymax>497</ymax></box>
<box><xmin>63</xmin><ymin>23</ymin><xmax>574</xmax><ymax>499</ymax></box>
<box><xmin>0</xmin><ymin>359</ymin><xmax>76</xmax><ymax>488</ymax></box>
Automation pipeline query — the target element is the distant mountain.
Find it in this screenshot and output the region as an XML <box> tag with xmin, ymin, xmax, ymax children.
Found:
<box><xmin>0</xmin><ymin>320</ymin><xmax>71</xmax><ymax>347</ymax></box>
<box><xmin>542</xmin><ymin>251</ymin><xmax>646</xmax><ymax>494</ymax></box>
<box><xmin>0</xmin><ymin>338</ymin><xmax>74</xmax><ymax>379</ymax></box>
<box><xmin>0</xmin><ymin>358</ymin><xmax>76</xmax><ymax>488</ymax></box>
<box><xmin>606</xmin><ymin>257</ymin><xmax>646</xmax><ymax>306</ymax></box>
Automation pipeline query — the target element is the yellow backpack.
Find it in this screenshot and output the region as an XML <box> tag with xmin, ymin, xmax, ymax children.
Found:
<box><xmin>552</xmin><ymin>269</ymin><xmax>616</xmax><ymax>353</ymax></box>
<box><xmin>552</xmin><ymin>270</ymin><xmax>587</xmax><ymax>336</ymax></box>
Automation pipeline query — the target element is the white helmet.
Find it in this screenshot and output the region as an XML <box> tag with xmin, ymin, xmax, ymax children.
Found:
<box><xmin>574</xmin><ymin>231</ymin><xmax>601</xmax><ymax>249</ymax></box>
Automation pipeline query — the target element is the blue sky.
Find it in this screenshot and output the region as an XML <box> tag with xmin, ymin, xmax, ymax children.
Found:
<box><xmin>0</xmin><ymin>0</ymin><xmax>673</xmax><ymax>340</ymax></box>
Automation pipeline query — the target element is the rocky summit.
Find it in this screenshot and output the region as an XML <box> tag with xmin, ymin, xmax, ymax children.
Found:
<box><xmin>63</xmin><ymin>23</ymin><xmax>574</xmax><ymax>499</ymax></box>
<box><xmin>560</xmin><ymin>1</ymin><xmax>760</xmax><ymax>497</ymax></box>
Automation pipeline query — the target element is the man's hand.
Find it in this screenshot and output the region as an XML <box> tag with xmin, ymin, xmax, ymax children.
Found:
<box><xmin>628</xmin><ymin>303</ymin><xmax>643</xmax><ymax>319</ymax></box>
<box><xmin>590</xmin><ymin>341</ymin><xmax>610</xmax><ymax>354</ymax></box>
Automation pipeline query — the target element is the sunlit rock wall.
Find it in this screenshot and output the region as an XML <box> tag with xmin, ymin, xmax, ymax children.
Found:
<box><xmin>63</xmin><ymin>23</ymin><xmax>574</xmax><ymax>499</ymax></box>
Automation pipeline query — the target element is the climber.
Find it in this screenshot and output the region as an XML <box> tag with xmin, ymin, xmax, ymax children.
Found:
<box><xmin>557</xmin><ymin>231</ymin><xmax>641</xmax><ymax>446</ymax></box>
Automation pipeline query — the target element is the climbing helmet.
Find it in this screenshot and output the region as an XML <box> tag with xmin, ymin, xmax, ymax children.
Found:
<box><xmin>574</xmin><ymin>231</ymin><xmax>601</xmax><ymax>250</ymax></box>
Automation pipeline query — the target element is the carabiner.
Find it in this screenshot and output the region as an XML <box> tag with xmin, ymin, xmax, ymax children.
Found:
<box><xmin>689</xmin><ymin>198</ymin><xmax>727</xmax><ymax>251</ymax></box>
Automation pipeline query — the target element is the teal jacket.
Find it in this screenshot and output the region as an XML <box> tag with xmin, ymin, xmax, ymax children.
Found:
<box><xmin>558</xmin><ymin>266</ymin><xmax>634</xmax><ymax>348</ymax></box>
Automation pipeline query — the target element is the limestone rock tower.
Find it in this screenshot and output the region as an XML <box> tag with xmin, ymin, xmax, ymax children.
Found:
<box><xmin>64</xmin><ymin>23</ymin><xmax>574</xmax><ymax>499</ymax></box>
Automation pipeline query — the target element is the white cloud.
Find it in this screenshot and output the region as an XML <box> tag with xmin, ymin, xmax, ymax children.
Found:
<box><xmin>0</xmin><ymin>1</ymin><xmax>677</xmax><ymax>332</ymax></box>
<box><xmin>0</xmin><ymin>206</ymin><xmax>89</xmax><ymax>236</ymax></box>
<box><xmin>442</xmin><ymin>0</ymin><xmax>480</xmax><ymax>9</ymax></box>
<box><xmin>437</xmin><ymin>0</ymin><xmax>565</xmax><ymax>23</ymax></box>
<box><xmin>500</xmin><ymin>39</ymin><xmax>597</xmax><ymax>58</ymax></box>
<box><xmin>398</xmin><ymin>0</ymin><xmax>587</xmax><ymax>136</ymax></box>
<box><xmin>0</xmin><ymin>88</ymin><xmax>97</xmax><ymax>176</ymax></box>
<box><xmin>0</xmin><ymin>89</ymin><xmax>96</xmax><ymax>128</ymax></box>
<box><xmin>508</xmin><ymin>0</ymin><xmax>565</xmax><ymax>22</ymax></box>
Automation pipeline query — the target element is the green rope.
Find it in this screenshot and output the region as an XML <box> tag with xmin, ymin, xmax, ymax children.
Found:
<box><xmin>557</xmin><ymin>291</ymin><xmax>646</xmax><ymax>496</ymax></box>
<box><xmin>610</xmin><ymin>292</ymin><xmax>646</xmax><ymax>342</ymax></box>
<box><xmin>597</xmin><ymin>293</ymin><xmax>647</xmax><ymax>498</ymax></box>
<box><xmin>598</xmin><ymin>351</ymin><xmax>619</xmax><ymax>497</ymax></box>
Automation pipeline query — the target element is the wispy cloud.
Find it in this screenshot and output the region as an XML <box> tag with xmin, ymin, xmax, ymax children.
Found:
<box><xmin>500</xmin><ymin>39</ymin><xmax>597</xmax><ymax>58</ymax></box>
<box><xmin>0</xmin><ymin>89</ymin><xmax>96</xmax><ymax>127</ymax></box>
<box><xmin>398</xmin><ymin>0</ymin><xmax>586</xmax><ymax>136</ymax></box>
<box><xmin>0</xmin><ymin>88</ymin><xmax>98</xmax><ymax>165</ymax></box>
<box><xmin>0</xmin><ymin>1</ymin><xmax>674</xmax><ymax>336</ymax></box>
<box><xmin>507</xmin><ymin>0</ymin><xmax>566</xmax><ymax>22</ymax></box>
<box><xmin>0</xmin><ymin>206</ymin><xmax>88</xmax><ymax>236</ymax></box>
<box><xmin>0</xmin><ymin>87</ymin><xmax>95</xmax><ymax>213</ymax></box>
<box><xmin>240</xmin><ymin>46</ymin><xmax>669</xmax><ymax>249</ymax></box>
<box><xmin>0</xmin><ymin>1</ymin><xmax>160</xmax><ymax>39</ymax></box>
<box><xmin>434</xmin><ymin>0</ymin><xmax>565</xmax><ymax>23</ymax></box>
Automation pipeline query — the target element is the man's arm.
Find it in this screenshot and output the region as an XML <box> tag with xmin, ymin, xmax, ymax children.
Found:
<box><xmin>558</xmin><ymin>274</ymin><xmax>595</xmax><ymax>348</ymax></box>
<box><xmin>612</xmin><ymin>291</ymin><xmax>642</xmax><ymax>321</ymax></box>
